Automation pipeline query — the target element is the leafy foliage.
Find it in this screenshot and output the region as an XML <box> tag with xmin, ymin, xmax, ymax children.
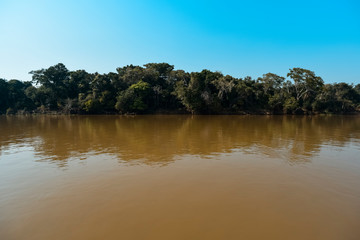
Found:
<box><xmin>1</xmin><ymin>63</ymin><xmax>359</xmax><ymax>114</ymax></box>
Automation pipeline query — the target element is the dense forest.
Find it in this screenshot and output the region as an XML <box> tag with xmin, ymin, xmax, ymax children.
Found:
<box><xmin>1</xmin><ymin>63</ymin><xmax>359</xmax><ymax>115</ymax></box>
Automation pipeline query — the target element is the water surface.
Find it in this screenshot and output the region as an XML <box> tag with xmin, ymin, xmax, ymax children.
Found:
<box><xmin>1</xmin><ymin>115</ymin><xmax>360</xmax><ymax>239</ymax></box>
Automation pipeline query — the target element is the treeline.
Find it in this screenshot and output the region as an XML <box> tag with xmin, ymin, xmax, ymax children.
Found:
<box><xmin>0</xmin><ymin>63</ymin><xmax>359</xmax><ymax>115</ymax></box>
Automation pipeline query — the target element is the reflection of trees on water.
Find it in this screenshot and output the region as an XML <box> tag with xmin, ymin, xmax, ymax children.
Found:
<box><xmin>0</xmin><ymin>115</ymin><xmax>359</xmax><ymax>167</ymax></box>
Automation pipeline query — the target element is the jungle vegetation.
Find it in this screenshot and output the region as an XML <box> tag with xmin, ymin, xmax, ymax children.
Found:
<box><xmin>1</xmin><ymin>63</ymin><xmax>359</xmax><ymax>115</ymax></box>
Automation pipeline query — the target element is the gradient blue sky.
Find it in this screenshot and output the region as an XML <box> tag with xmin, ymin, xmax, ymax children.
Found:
<box><xmin>1</xmin><ymin>0</ymin><xmax>360</xmax><ymax>83</ymax></box>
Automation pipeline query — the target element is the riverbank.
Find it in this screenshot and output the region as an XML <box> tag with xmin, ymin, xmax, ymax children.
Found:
<box><xmin>2</xmin><ymin>109</ymin><xmax>360</xmax><ymax>116</ymax></box>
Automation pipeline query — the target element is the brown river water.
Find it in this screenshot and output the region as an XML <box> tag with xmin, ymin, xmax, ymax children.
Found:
<box><xmin>0</xmin><ymin>115</ymin><xmax>360</xmax><ymax>240</ymax></box>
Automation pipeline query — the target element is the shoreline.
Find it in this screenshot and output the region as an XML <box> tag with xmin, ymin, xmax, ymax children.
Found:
<box><xmin>2</xmin><ymin>110</ymin><xmax>360</xmax><ymax>116</ymax></box>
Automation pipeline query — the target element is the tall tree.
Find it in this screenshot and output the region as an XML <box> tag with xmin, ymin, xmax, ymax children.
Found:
<box><xmin>258</xmin><ymin>73</ymin><xmax>285</xmax><ymax>112</ymax></box>
<box><xmin>29</xmin><ymin>63</ymin><xmax>70</xmax><ymax>109</ymax></box>
<box><xmin>0</xmin><ymin>79</ymin><xmax>9</xmax><ymax>113</ymax></box>
<box><xmin>287</xmin><ymin>68</ymin><xmax>323</xmax><ymax>111</ymax></box>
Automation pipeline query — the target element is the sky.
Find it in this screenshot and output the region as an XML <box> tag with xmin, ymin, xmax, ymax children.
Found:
<box><xmin>0</xmin><ymin>0</ymin><xmax>360</xmax><ymax>84</ymax></box>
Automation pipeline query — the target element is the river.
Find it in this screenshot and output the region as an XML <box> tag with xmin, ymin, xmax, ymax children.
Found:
<box><xmin>1</xmin><ymin>115</ymin><xmax>360</xmax><ymax>239</ymax></box>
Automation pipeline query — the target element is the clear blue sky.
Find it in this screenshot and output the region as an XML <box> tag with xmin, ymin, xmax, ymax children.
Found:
<box><xmin>1</xmin><ymin>0</ymin><xmax>360</xmax><ymax>84</ymax></box>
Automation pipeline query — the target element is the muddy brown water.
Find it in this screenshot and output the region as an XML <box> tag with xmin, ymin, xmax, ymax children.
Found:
<box><xmin>1</xmin><ymin>115</ymin><xmax>360</xmax><ymax>240</ymax></box>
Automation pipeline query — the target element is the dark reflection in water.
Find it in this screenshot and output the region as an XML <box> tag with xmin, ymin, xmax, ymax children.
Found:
<box><xmin>1</xmin><ymin>115</ymin><xmax>360</xmax><ymax>167</ymax></box>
